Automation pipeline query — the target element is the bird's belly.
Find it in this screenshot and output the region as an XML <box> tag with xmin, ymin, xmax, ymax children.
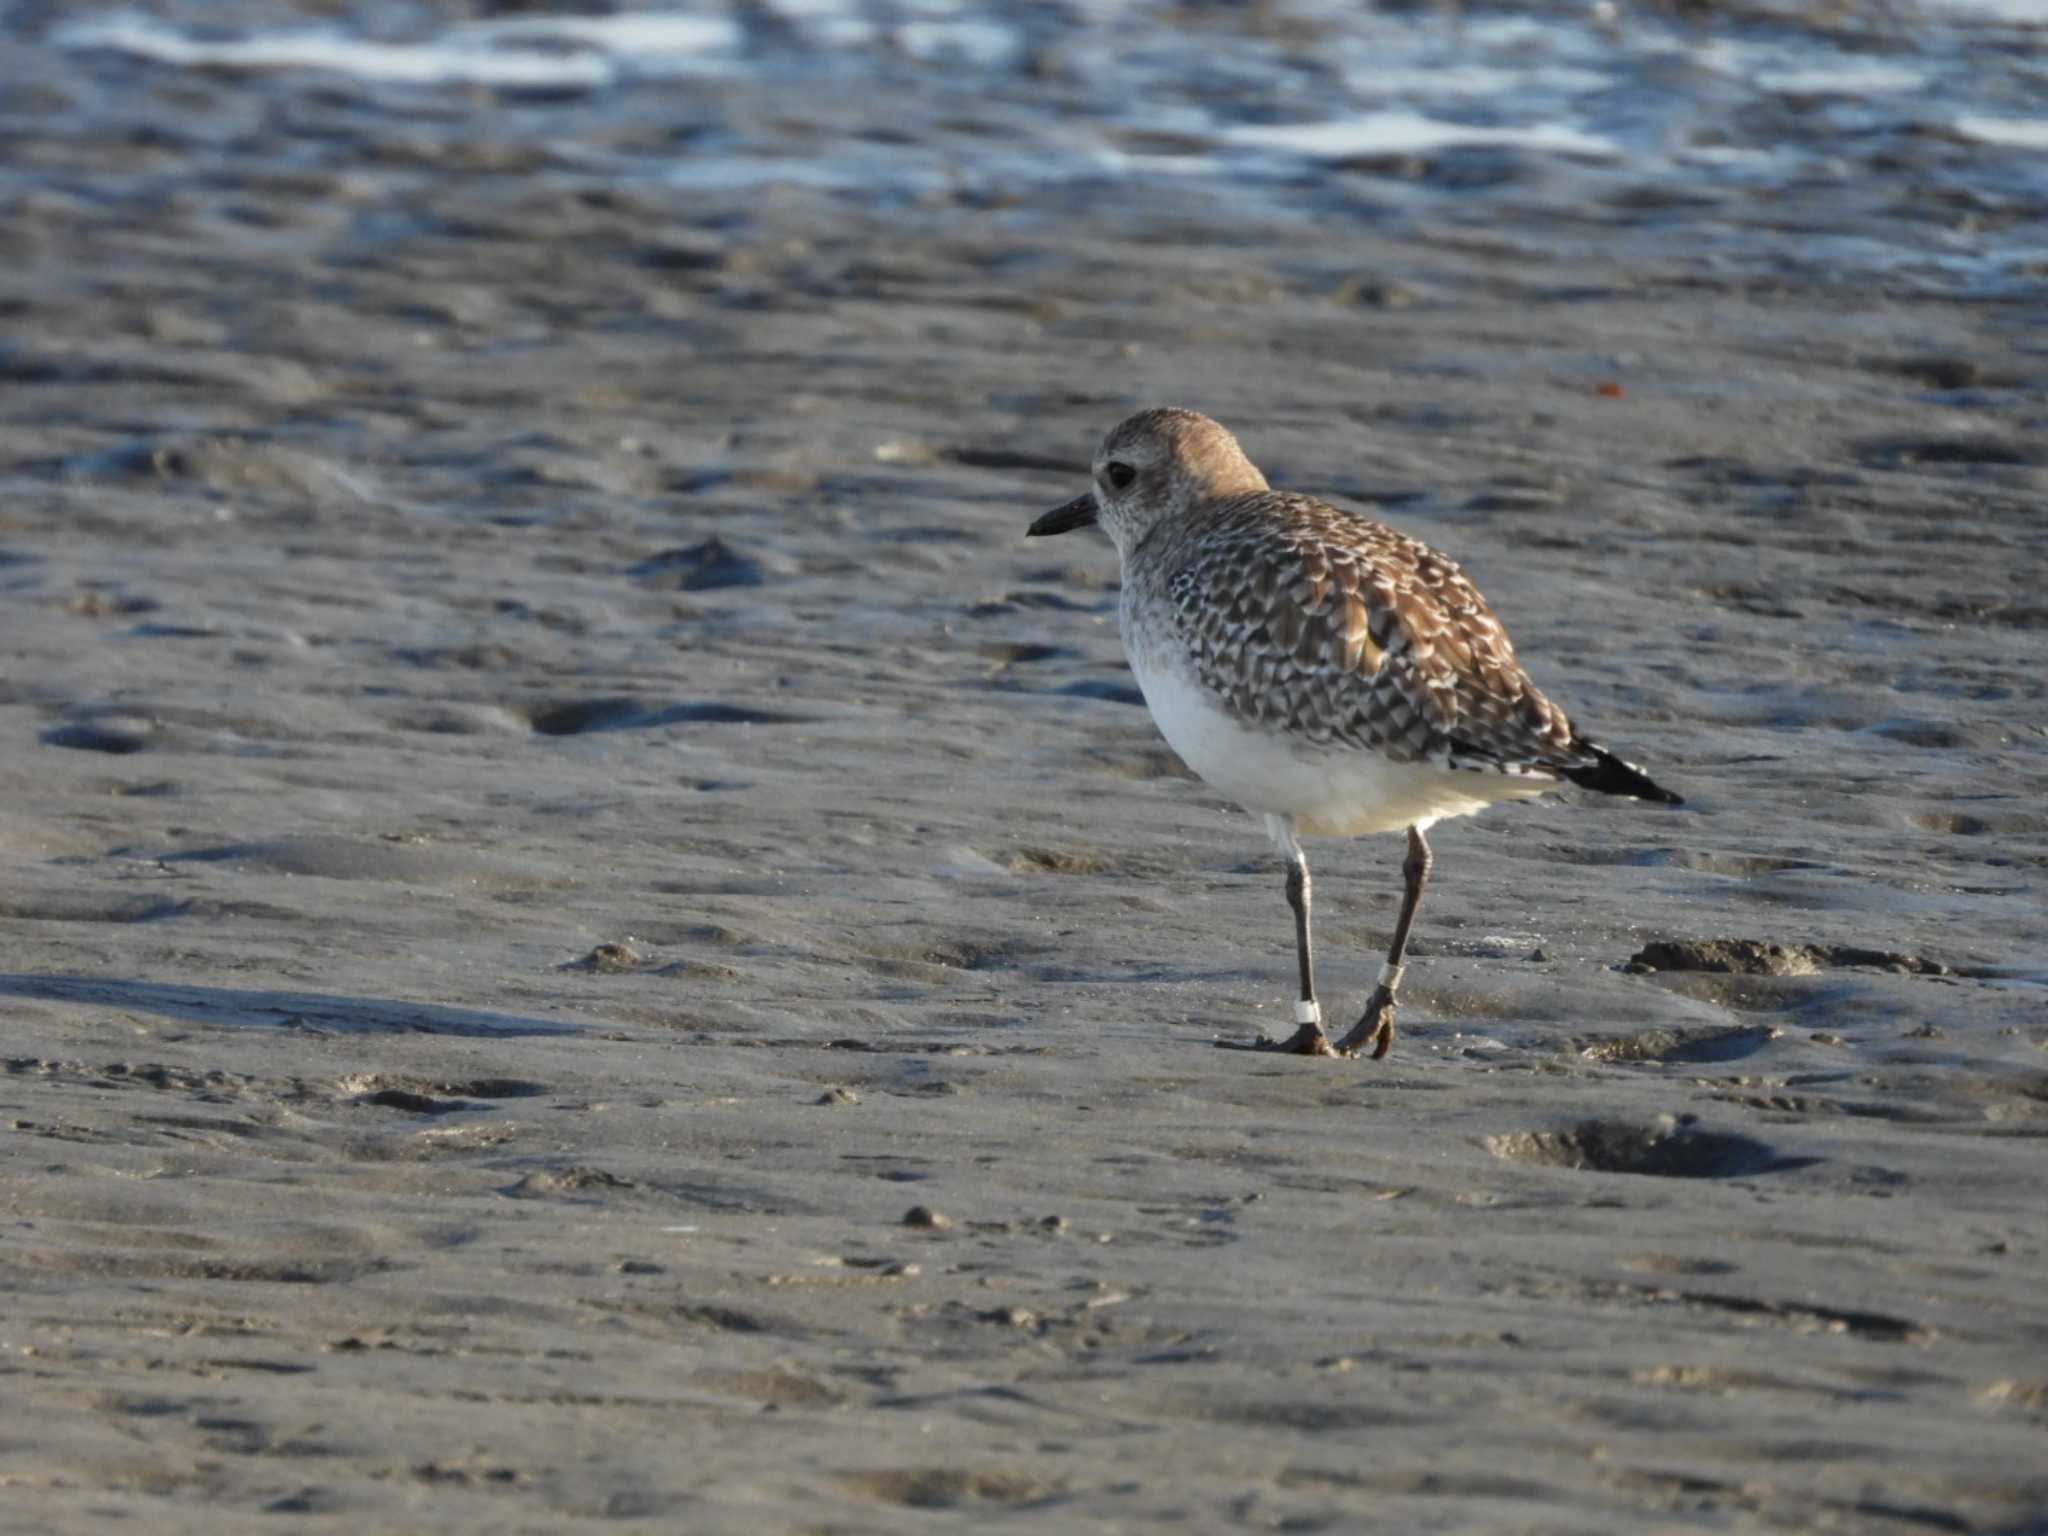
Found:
<box><xmin>1128</xmin><ymin>656</ymin><xmax>1546</xmax><ymax>838</ymax></box>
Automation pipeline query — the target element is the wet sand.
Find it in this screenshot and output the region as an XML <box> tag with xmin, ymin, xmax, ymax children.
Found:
<box><xmin>4</xmin><ymin>27</ymin><xmax>2048</xmax><ymax>1535</ymax></box>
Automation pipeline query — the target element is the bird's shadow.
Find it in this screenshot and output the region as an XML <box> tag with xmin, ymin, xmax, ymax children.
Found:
<box><xmin>0</xmin><ymin>974</ymin><xmax>576</xmax><ymax>1038</ymax></box>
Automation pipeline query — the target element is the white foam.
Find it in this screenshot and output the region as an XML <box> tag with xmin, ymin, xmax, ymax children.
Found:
<box><xmin>59</xmin><ymin>11</ymin><xmax>741</xmax><ymax>88</ymax></box>
<box><xmin>1755</xmin><ymin>61</ymin><xmax>1926</xmax><ymax>95</ymax></box>
<box><xmin>1224</xmin><ymin>111</ymin><xmax>1619</xmax><ymax>161</ymax></box>
<box><xmin>61</xmin><ymin>16</ymin><xmax>613</xmax><ymax>87</ymax></box>
<box><xmin>1359</xmin><ymin>63</ymin><xmax>1612</xmax><ymax>99</ymax></box>
<box><xmin>1955</xmin><ymin>114</ymin><xmax>2048</xmax><ymax>149</ymax></box>
<box><xmin>472</xmin><ymin>14</ymin><xmax>743</xmax><ymax>61</ymax></box>
<box><xmin>1678</xmin><ymin>142</ymin><xmax>1793</xmax><ymax>169</ymax></box>
<box><xmin>1089</xmin><ymin>148</ymin><xmax>1226</xmax><ymax>178</ymax></box>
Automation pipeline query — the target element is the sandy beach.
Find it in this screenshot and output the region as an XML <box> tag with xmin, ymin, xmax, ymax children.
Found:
<box><xmin>3</xmin><ymin>4</ymin><xmax>2046</xmax><ymax>1531</ymax></box>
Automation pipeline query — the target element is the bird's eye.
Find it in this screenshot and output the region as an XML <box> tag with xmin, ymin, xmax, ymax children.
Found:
<box><xmin>1105</xmin><ymin>461</ymin><xmax>1136</xmax><ymax>490</ymax></box>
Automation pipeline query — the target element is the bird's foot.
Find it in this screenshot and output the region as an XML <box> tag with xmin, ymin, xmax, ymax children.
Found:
<box><xmin>1334</xmin><ymin>986</ymin><xmax>1396</xmax><ymax>1060</ymax></box>
<box><xmin>1244</xmin><ymin>1021</ymin><xmax>1347</xmax><ymax>1057</ymax></box>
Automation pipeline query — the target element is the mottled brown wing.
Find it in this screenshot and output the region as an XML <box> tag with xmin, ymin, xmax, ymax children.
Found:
<box><xmin>1167</xmin><ymin>494</ymin><xmax>1592</xmax><ymax>775</ymax></box>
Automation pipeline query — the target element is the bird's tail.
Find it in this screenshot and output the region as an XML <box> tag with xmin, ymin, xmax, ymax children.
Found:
<box><xmin>1564</xmin><ymin>743</ymin><xmax>1683</xmax><ymax>805</ymax></box>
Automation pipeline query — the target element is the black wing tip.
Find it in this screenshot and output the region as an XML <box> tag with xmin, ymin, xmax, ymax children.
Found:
<box><xmin>1564</xmin><ymin>745</ymin><xmax>1683</xmax><ymax>806</ymax></box>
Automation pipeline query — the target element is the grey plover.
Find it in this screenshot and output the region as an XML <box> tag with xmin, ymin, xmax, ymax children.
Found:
<box><xmin>1028</xmin><ymin>408</ymin><xmax>1680</xmax><ymax>1059</ymax></box>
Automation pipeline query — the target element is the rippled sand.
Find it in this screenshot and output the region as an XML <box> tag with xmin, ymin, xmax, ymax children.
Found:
<box><xmin>3</xmin><ymin>8</ymin><xmax>2046</xmax><ymax>1532</ymax></box>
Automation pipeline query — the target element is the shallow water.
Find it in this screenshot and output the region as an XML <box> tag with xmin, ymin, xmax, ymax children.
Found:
<box><xmin>31</xmin><ymin>0</ymin><xmax>2048</xmax><ymax>293</ymax></box>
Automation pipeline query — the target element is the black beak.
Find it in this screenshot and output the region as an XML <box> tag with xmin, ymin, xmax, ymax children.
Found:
<box><xmin>1028</xmin><ymin>492</ymin><xmax>1098</xmax><ymax>538</ymax></box>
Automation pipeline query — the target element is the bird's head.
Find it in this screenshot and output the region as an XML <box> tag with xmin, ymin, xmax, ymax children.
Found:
<box><xmin>1028</xmin><ymin>408</ymin><xmax>1268</xmax><ymax>558</ymax></box>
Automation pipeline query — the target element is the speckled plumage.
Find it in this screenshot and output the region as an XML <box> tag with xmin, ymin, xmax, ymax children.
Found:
<box><xmin>1027</xmin><ymin>407</ymin><xmax>1680</xmax><ymax>1059</ymax></box>
<box><xmin>1132</xmin><ymin>487</ymin><xmax>1586</xmax><ymax>779</ymax></box>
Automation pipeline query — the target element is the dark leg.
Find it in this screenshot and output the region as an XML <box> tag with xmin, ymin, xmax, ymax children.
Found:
<box><xmin>1335</xmin><ymin>824</ymin><xmax>1432</xmax><ymax>1059</ymax></box>
<box><xmin>1289</xmin><ymin>853</ymin><xmax>1316</xmax><ymax>1007</ymax></box>
<box><xmin>1253</xmin><ymin>838</ymin><xmax>1337</xmax><ymax>1055</ymax></box>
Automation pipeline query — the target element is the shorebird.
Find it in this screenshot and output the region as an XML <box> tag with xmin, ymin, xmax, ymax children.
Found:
<box><xmin>1027</xmin><ymin>408</ymin><xmax>1680</xmax><ymax>1058</ymax></box>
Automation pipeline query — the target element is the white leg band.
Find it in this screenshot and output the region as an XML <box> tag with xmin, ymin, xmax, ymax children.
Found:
<box><xmin>1377</xmin><ymin>963</ymin><xmax>1405</xmax><ymax>991</ymax></box>
<box><xmin>1294</xmin><ymin>1000</ymin><xmax>1321</xmax><ymax>1025</ymax></box>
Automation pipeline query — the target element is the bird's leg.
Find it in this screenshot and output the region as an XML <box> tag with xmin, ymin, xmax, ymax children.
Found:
<box><xmin>1336</xmin><ymin>824</ymin><xmax>1432</xmax><ymax>1059</ymax></box>
<box><xmin>1255</xmin><ymin>836</ymin><xmax>1338</xmax><ymax>1055</ymax></box>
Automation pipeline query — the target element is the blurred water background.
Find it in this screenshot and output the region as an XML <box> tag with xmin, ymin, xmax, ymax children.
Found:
<box><xmin>10</xmin><ymin>0</ymin><xmax>2046</xmax><ymax>297</ymax></box>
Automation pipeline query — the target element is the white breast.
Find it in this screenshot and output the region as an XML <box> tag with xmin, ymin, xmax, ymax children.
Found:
<box><xmin>1124</xmin><ymin>641</ymin><xmax>1548</xmax><ymax>840</ymax></box>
